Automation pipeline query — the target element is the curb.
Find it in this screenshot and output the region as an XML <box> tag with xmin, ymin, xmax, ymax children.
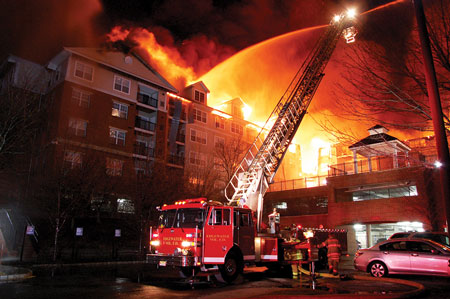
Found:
<box><xmin>0</xmin><ymin>265</ymin><xmax>33</xmax><ymax>282</ymax></box>
<box><xmin>31</xmin><ymin>260</ymin><xmax>147</xmax><ymax>269</ymax></box>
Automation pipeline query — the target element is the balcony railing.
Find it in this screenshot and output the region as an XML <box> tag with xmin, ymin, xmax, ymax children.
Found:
<box><xmin>137</xmin><ymin>94</ymin><xmax>158</xmax><ymax>108</ymax></box>
<box><xmin>269</xmin><ymin>176</ymin><xmax>328</xmax><ymax>192</ymax></box>
<box><xmin>269</xmin><ymin>155</ymin><xmax>431</xmax><ymax>192</ymax></box>
<box><xmin>328</xmin><ymin>156</ymin><xmax>423</xmax><ymax>177</ymax></box>
<box><xmin>135</xmin><ymin>117</ymin><xmax>156</xmax><ymax>132</ymax></box>
<box><xmin>133</xmin><ymin>143</ymin><xmax>155</xmax><ymax>157</ymax></box>
<box><xmin>176</xmin><ymin>134</ymin><xmax>185</xmax><ymax>143</ymax></box>
<box><xmin>167</xmin><ymin>154</ymin><xmax>184</xmax><ymax>166</ymax></box>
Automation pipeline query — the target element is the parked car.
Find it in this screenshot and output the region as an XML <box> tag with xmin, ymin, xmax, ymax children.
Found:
<box><xmin>389</xmin><ymin>231</ymin><xmax>450</xmax><ymax>246</ymax></box>
<box><xmin>354</xmin><ymin>238</ymin><xmax>450</xmax><ymax>277</ymax></box>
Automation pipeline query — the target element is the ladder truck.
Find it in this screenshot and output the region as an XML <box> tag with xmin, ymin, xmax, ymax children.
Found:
<box><xmin>147</xmin><ymin>10</ymin><xmax>357</xmax><ymax>283</ymax></box>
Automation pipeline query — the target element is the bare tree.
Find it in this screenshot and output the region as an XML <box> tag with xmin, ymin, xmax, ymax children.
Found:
<box><xmin>318</xmin><ymin>0</ymin><xmax>450</xmax><ymax>139</ymax></box>
<box><xmin>0</xmin><ymin>62</ymin><xmax>50</xmax><ymax>176</ymax></box>
<box><xmin>31</xmin><ymin>143</ymin><xmax>120</xmax><ymax>262</ymax></box>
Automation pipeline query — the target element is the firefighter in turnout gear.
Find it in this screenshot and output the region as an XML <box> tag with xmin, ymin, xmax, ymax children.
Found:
<box><xmin>287</xmin><ymin>224</ymin><xmax>302</xmax><ymax>279</ymax></box>
<box><xmin>320</xmin><ymin>233</ymin><xmax>341</xmax><ymax>275</ymax></box>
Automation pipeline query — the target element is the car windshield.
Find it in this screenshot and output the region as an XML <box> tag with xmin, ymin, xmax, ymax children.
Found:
<box><xmin>158</xmin><ymin>208</ymin><xmax>205</xmax><ymax>229</ymax></box>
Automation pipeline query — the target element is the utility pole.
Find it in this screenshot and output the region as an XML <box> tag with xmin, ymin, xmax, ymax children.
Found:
<box><xmin>413</xmin><ymin>0</ymin><xmax>450</xmax><ymax>235</ymax></box>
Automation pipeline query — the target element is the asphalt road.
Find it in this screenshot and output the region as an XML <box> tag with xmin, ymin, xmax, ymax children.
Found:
<box><xmin>0</xmin><ymin>264</ymin><xmax>449</xmax><ymax>298</ymax></box>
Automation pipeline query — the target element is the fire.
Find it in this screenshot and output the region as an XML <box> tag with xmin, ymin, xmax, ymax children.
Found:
<box><xmin>106</xmin><ymin>26</ymin><xmax>197</xmax><ymax>88</ymax></box>
<box><xmin>301</xmin><ymin>137</ymin><xmax>332</xmax><ymax>176</ymax></box>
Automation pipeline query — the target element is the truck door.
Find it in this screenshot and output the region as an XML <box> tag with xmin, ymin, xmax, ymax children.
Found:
<box><xmin>233</xmin><ymin>209</ymin><xmax>255</xmax><ymax>260</ymax></box>
<box><xmin>203</xmin><ymin>207</ymin><xmax>233</xmax><ymax>264</ymax></box>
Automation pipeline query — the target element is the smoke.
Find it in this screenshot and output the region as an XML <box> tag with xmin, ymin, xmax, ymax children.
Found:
<box><xmin>0</xmin><ymin>0</ymin><xmax>103</xmax><ymax>63</ymax></box>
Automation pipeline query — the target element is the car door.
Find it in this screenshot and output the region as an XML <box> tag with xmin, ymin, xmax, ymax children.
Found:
<box><xmin>379</xmin><ymin>241</ymin><xmax>411</xmax><ymax>273</ymax></box>
<box><xmin>233</xmin><ymin>209</ymin><xmax>255</xmax><ymax>259</ymax></box>
<box><xmin>407</xmin><ymin>241</ymin><xmax>449</xmax><ymax>275</ymax></box>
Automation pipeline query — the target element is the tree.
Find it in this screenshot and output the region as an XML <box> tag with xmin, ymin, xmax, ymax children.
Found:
<box><xmin>31</xmin><ymin>144</ymin><xmax>121</xmax><ymax>262</ymax></box>
<box><xmin>0</xmin><ymin>60</ymin><xmax>50</xmax><ymax>173</ymax></box>
<box><xmin>319</xmin><ymin>0</ymin><xmax>450</xmax><ymax>139</ymax></box>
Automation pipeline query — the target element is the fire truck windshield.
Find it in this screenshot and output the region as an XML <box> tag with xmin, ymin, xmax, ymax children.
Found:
<box><xmin>158</xmin><ymin>208</ymin><xmax>205</xmax><ymax>229</ymax></box>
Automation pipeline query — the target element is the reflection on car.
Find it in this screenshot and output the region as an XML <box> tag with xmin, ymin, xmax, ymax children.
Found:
<box><xmin>389</xmin><ymin>232</ymin><xmax>450</xmax><ymax>247</ymax></box>
<box><xmin>354</xmin><ymin>238</ymin><xmax>450</xmax><ymax>277</ymax></box>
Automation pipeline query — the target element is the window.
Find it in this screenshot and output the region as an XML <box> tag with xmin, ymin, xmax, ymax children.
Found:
<box><xmin>231</xmin><ymin>122</ymin><xmax>243</xmax><ymax>135</ymax></box>
<box><xmin>240</xmin><ymin>212</ymin><xmax>251</xmax><ymax>227</ymax></box>
<box><xmin>193</xmin><ymin>109</ymin><xmax>207</xmax><ymax>123</ymax></box>
<box><xmin>112</xmin><ymin>102</ymin><xmax>128</xmax><ymax>119</ymax></box>
<box><xmin>71</xmin><ymin>89</ymin><xmax>90</xmax><ymax>108</ymax></box>
<box><xmin>113</xmin><ymin>75</ymin><xmax>130</xmax><ymax>94</ymax></box>
<box><xmin>379</xmin><ymin>241</ymin><xmax>407</xmax><ymax>251</ymax></box>
<box><xmin>215</xmin><ymin>117</ymin><xmax>225</xmax><ymax>129</ymax></box>
<box><xmin>117</xmin><ymin>198</ymin><xmax>135</xmax><ymax>214</ymax></box>
<box><xmin>209</xmin><ymin>208</ymin><xmax>223</xmax><ymax>225</ymax></box>
<box><xmin>352</xmin><ymin>185</ymin><xmax>418</xmax><ymax>201</ymax></box>
<box><xmin>190</xmin><ymin>129</ymin><xmax>207</xmax><ymax>145</ymax></box>
<box><xmin>194</xmin><ymin>90</ymin><xmax>205</xmax><ymax>104</ymax></box>
<box><xmin>189</xmin><ymin>151</ymin><xmax>206</xmax><ymax>166</ymax></box>
<box><xmin>214</xmin><ymin>136</ymin><xmax>225</xmax><ymax>149</ymax></box>
<box><xmin>106</xmin><ymin>158</ymin><xmax>123</xmax><ymax>176</ymax></box>
<box><xmin>74</xmin><ymin>61</ymin><xmax>93</xmax><ymax>81</ymax></box>
<box><xmin>64</xmin><ymin>151</ymin><xmax>82</xmax><ymax>169</ymax></box>
<box><xmin>109</xmin><ymin>128</ymin><xmax>126</xmax><ymax>146</ymax></box>
<box><xmin>68</xmin><ymin>119</ymin><xmax>87</xmax><ymax>137</ymax></box>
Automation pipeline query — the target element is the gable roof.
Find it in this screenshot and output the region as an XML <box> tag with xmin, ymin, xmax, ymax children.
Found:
<box><xmin>49</xmin><ymin>47</ymin><xmax>178</xmax><ymax>93</ymax></box>
<box><xmin>349</xmin><ymin>133</ymin><xmax>398</xmax><ymax>149</ymax></box>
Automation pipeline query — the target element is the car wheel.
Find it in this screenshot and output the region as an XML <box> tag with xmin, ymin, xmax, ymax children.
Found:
<box><xmin>218</xmin><ymin>252</ymin><xmax>243</xmax><ymax>283</ymax></box>
<box><xmin>369</xmin><ymin>261</ymin><xmax>388</xmax><ymax>277</ymax></box>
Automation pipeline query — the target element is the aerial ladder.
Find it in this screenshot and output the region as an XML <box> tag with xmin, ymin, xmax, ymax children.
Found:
<box><xmin>224</xmin><ymin>10</ymin><xmax>358</xmax><ymax>232</ymax></box>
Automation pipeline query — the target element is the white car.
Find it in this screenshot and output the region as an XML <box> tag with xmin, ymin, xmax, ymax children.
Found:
<box><xmin>389</xmin><ymin>232</ymin><xmax>449</xmax><ymax>246</ymax></box>
<box><xmin>354</xmin><ymin>238</ymin><xmax>450</xmax><ymax>277</ymax></box>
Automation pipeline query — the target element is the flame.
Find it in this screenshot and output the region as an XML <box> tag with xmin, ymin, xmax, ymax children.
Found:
<box><xmin>107</xmin><ymin>26</ymin><xmax>197</xmax><ymax>88</ymax></box>
<box><xmin>301</xmin><ymin>137</ymin><xmax>332</xmax><ymax>176</ymax></box>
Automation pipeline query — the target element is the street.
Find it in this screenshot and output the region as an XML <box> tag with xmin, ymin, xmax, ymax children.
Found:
<box><xmin>1</xmin><ymin>264</ymin><xmax>449</xmax><ymax>298</ymax></box>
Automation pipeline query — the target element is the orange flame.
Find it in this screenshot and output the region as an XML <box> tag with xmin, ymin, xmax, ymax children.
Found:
<box><xmin>107</xmin><ymin>26</ymin><xmax>197</xmax><ymax>88</ymax></box>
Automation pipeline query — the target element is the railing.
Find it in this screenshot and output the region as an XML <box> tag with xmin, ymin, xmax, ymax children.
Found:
<box><xmin>328</xmin><ymin>156</ymin><xmax>424</xmax><ymax>177</ymax></box>
<box><xmin>133</xmin><ymin>143</ymin><xmax>154</xmax><ymax>157</ymax></box>
<box><xmin>269</xmin><ymin>176</ymin><xmax>328</xmax><ymax>192</ymax></box>
<box><xmin>137</xmin><ymin>94</ymin><xmax>158</xmax><ymax>108</ymax></box>
<box><xmin>269</xmin><ymin>156</ymin><xmax>431</xmax><ymax>192</ymax></box>
<box><xmin>135</xmin><ymin>117</ymin><xmax>156</xmax><ymax>132</ymax></box>
<box><xmin>176</xmin><ymin>134</ymin><xmax>185</xmax><ymax>143</ymax></box>
<box><xmin>167</xmin><ymin>154</ymin><xmax>184</xmax><ymax>166</ymax></box>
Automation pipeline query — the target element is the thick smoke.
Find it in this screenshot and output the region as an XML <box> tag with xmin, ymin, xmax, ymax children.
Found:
<box><xmin>0</xmin><ymin>0</ymin><xmax>103</xmax><ymax>63</ymax></box>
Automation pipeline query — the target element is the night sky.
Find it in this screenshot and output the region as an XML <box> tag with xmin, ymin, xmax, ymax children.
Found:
<box><xmin>0</xmin><ymin>0</ymin><xmax>400</xmax><ymax>68</ymax></box>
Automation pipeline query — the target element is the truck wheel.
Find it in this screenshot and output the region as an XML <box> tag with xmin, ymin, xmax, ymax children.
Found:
<box><xmin>218</xmin><ymin>252</ymin><xmax>243</xmax><ymax>283</ymax></box>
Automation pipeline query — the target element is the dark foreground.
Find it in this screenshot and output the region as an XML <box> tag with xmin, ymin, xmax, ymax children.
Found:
<box><xmin>0</xmin><ymin>263</ymin><xmax>449</xmax><ymax>298</ymax></box>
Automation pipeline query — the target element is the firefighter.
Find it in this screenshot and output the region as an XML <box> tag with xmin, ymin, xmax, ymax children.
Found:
<box><xmin>319</xmin><ymin>232</ymin><xmax>341</xmax><ymax>275</ymax></box>
<box><xmin>268</xmin><ymin>208</ymin><xmax>280</xmax><ymax>234</ymax></box>
<box><xmin>289</xmin><ymin>224</ymin><xmax>302</xmax><ymax>279</ymax></box>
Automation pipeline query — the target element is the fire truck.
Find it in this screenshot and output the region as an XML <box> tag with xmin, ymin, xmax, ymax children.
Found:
<box><xmin>147</xmin><ymin>9</ymin><xmax>357</xmax><ymax>283</ymax></box>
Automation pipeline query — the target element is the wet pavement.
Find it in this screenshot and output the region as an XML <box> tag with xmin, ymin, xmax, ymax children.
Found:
<box><xmin>0</xmin><ymin>261</ymin><xmax>433</xmax><ymax>299</ymax></box>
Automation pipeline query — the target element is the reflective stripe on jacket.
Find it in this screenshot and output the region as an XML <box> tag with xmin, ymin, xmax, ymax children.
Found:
<box><xmin>322</xmin><ymin>237</ymin><xmax>341</xmax><ymax>260</ymax></box>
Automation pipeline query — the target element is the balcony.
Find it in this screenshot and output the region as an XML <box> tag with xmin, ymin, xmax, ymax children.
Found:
<box><xmin>176</xmin><ymin>134</ymin><xmax>185</xmax><ymax>143</ymax></box>
<box><xmin>167</xmin><ymin>154</ymin><xmax>184</xmax><ymax>166</ymax></box>
<box><xmin>137</xmin><ymin>93</ymin><xmax>158</xmax><ymax>108</ymax></box>
<box><xmin>135</xmin><ymin>117</ymin><xmax>156</xmax><ymax>132</ymax></box>
<box><xmin>133</xmin><ymin>143</ymin><xmax>155</xmax><ymax>157</ymax></box>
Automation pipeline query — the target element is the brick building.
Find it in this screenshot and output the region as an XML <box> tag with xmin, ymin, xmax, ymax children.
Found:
<box><xmin>265</xmin><ymin>126</ymin><xmax>446</xmax><ymax>255</ymax></box>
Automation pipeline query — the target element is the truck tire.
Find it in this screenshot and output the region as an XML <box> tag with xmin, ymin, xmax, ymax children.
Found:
<box><xmin>218</xmin><ymin>252</ymin><xmax>243</xmax><ymax>283</ymax></box>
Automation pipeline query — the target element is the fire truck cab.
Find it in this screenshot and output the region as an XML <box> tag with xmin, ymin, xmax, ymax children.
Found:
<box><xmin>147</xmin><ymin>198</ymin><xmax>278</xmax><ymax>282</ymax></box>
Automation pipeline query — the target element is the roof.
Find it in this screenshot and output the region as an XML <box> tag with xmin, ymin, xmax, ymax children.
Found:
<box><xmin>50</xmin><ymin>47</ymin><xmax>177</xmax><ymax>93</ymax></box>
<box><xmin>349</xmin><ymin>133</ymin><xmax>398</xmax><ymax>148</ymax></box>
